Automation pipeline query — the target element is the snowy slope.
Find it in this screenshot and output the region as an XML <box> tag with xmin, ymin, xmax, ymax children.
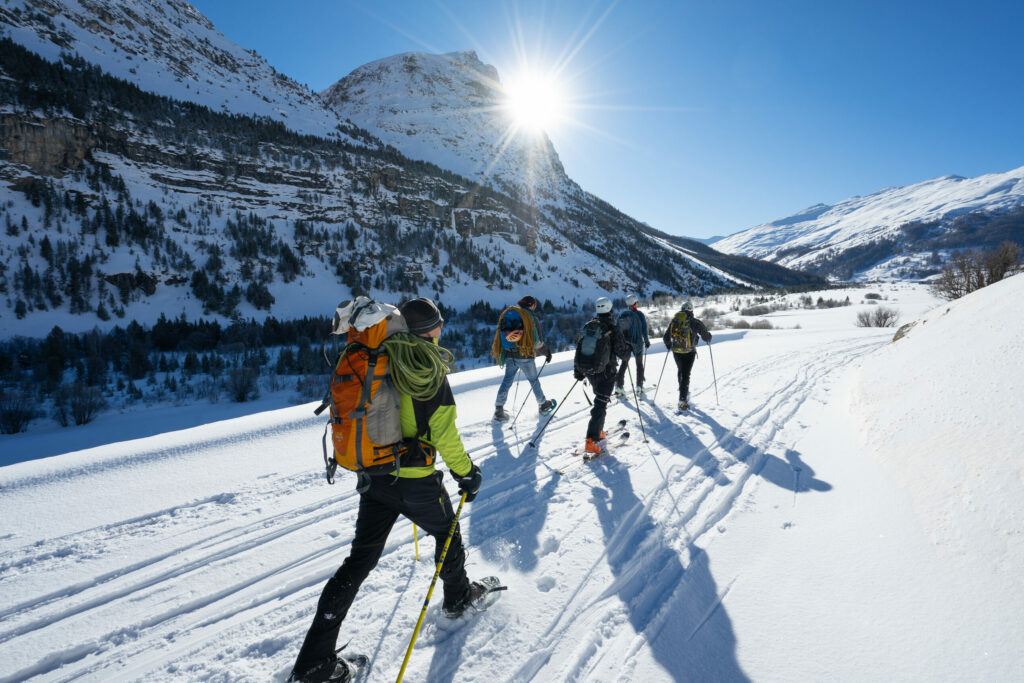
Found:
<box><xmin>3</xmin><ymin>282</ymin><xmax>1021</xmax><ymax>681</ymax></box>
<box><xmin>0</xmin><ymin>0</ymin><xmax>353</xmax><ymax>140</ymax></box>
<box><xmin>0</xmin><ymin>2</ymin><xmax>757</xmax><ymax>335</ymax></box>
<box><xmin>713</xmin><ymin>166</ymin><xmax>1024</xmax><ymax>280</ymax></box>
<box><xmin>853</xmin><ymin>274</ymin><xmax>1024</xmax><ymax>572</ymax></box>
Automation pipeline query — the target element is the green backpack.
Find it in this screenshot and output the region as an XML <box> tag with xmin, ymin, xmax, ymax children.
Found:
<box><xmin>669</xmin><ymin>312</ymin><xmax>696</xmax><ymax>353</ymax></box>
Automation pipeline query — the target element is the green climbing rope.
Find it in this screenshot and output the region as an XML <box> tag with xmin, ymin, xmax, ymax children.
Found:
<box><xmin>382</xmin><ymin>333</ymin><xmax>454</xmax><ymax>401</ymax></box>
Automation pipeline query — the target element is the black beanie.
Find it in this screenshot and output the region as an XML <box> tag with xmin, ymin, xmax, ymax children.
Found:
<box><xmin>518</xmin><ymin>295</ymin><xmax>538</xmax><ymax>308</ymax></box>
<box><xmin>400</xmin><ymin>297</ymin><xmax>444</xmax><ymax>335</ymax></box>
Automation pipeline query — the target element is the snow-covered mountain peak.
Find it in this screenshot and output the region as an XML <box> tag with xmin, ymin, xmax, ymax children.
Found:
<box><xmin>714</xmin><ymin>165</ymin><xmax>1024</xmax><ymax>280</ymax></box>
<box><xmin>1</xmin><ymin>0</ymin><xmax>353</xmax><ymax>139</ymax></box>
<box><xmin>321</xmin><ymin>48</ymin><xmax>565</xmax><ymax>197</ymax></box>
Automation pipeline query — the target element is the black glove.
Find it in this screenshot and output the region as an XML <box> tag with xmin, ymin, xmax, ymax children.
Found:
<box><xmin>645</xmin><ymin>340</ymin><xmax>651</xmax><ymax>349</ymax></box>
<box><xmin>454</xmin><ymin>463</ymin><xmax>482</xmax><ymax>502</ymax></box>
<box><xmin>704</xmin><ymin>333</ymin><xmax>712</xmax><ymax>343</ymax></box>
<box><xmin>544</xmin><ymin>350</ymin><xmax>553</xmax><ymax>364</ymax></box>
<box><xmin>574</xmin><ymin>370</ymin><xmax>585</xmax><ymax>381</ymax></box>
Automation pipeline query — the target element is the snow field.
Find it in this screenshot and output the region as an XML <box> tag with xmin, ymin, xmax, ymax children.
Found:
<box><xmin>2</xmin><ymin>282</ymin><xmax>1021</xmax><ymax>681</ymax></box>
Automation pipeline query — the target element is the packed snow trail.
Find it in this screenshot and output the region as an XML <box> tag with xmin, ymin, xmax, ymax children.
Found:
<box><xmin>0</xmin><ymin>331</ymin><xmax>880</xmax><ymax>681</ymax></box>
<box><xmin>4</xmin><ymin>286</ymin><xmax>990</xmax><ymax>681</ymax></box>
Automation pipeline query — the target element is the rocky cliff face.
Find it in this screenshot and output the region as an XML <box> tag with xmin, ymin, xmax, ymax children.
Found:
<box><xmin>1</xmin><ymin>115</ymin><xmax>96</xmax><ymax>175</ymax></box>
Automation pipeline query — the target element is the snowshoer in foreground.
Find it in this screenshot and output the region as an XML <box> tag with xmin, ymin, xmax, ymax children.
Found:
<box><xmin>573</xmin><ymin>297</ymin><xmax>631</xmax><ymax>456</ymax></box>
<box><xmin>491</xmin><ymin>295</ymin><xmax>555</xmax><ymax>421</ymax></box>
<box><xmin>289</xmin><ymin>297</ymin><xmax>487</xmax><ymax>683</ymax></box>
<box><xmin>615</xmin><ymin>293</ymin><xmax>651</xmax><ymax>397</ymax></box>
<box><xmin>663</xmin><ymin>300</ymin><xmax>712</xmax><ymax>410</ymax></box>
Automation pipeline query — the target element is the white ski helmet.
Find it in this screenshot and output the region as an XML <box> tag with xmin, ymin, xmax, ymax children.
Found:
<box><xmin>625</xmin><ymin>294</ymin><xmax>639</xmax><ymax>307</ymax></box>
<box><xmin>595</xmin><ymin>297</ymin><xmax>613</xmax><ymax>314</ymax></box>
<box><xmin>681</xmin><ymin>300</ymin><xmax>694</xmax><ymax>313</ymax></box>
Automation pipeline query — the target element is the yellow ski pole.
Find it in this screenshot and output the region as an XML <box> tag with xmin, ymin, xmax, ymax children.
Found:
<box><xmin>413</xmin><ymin>524</ymin><xmax>419</xmax><ymax>561</ymax></box>
<box><xmin>396</xmin><ymin>492</ymin><xmax>467</xmax><ymax>683</ymax></box>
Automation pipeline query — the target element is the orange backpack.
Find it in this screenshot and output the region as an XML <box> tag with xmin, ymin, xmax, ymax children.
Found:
<box><xmin>315</xmin><ymin>298</ymin><xmax>434</xmax><ymax>484</ymax></box>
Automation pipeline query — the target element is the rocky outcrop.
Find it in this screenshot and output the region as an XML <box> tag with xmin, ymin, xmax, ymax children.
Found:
<box><xmin>0</xmin><ymin>115</ymin><xmax>95</xmax><ymax>176</ymax></box>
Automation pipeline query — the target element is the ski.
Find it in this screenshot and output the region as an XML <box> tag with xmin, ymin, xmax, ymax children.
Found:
<box><xmin>579</xmin><ymin>431</ymin><xmax>630</xmax><ymax>460</ymax></box>
<box><xmin>557</xmin><ymin>429</ymin><xmax>630</xmax><ymax>473</ymax></box>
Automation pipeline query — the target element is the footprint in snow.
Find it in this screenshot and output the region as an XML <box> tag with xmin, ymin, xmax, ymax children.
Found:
<box><xmin>536</xmin><ymin>576</ymin><xmax>556</xmax><ymax>592</ymax></box>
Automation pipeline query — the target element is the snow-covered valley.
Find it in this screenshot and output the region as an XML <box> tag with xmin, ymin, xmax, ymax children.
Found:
<box><xmin>2</xmin><ymin>280</ymin><xmax>1021</xmax><ymax>682</ymax></box>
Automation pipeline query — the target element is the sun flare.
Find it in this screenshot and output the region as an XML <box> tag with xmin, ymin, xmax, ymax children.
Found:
<box><xmin>503</xmin><ymin>72</ymin><xmax>565</xmax><ymax>133</ymax></box>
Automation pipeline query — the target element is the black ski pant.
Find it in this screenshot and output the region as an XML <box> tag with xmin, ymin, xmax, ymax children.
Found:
<box><xmin>673</xmin><ymin>350</ymin><xmax>697</xmax><ymax>401</ymax></box>
<box><xmin>615</xmin><ymin>349</ymin><xmax>646</xmax><ymax>389</ymax></box>
<box><xmin>585</xmin><ymin>369</ymin><xmax>618</xmax><ymax>441</ymax></box>
<box><xmin>292</xmin><ymin>471</ymin><xmax>470</xmax><ymax>676</ymax></box>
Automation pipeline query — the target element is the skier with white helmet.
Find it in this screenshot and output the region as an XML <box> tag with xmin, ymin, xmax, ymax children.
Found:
<box><xmin>662</xmin><ymin>300</ymin><xmax>712</xmax><ymax>410</ymax></box>
<box><xmin>573</xmin><ymin>297</ymin><xmax>632</xmax><ymax>455</ymax></box>
<box><xmin>614</xmin><ymin>293</ymin><xmax>651</xmax><ymax>397</ymax></box>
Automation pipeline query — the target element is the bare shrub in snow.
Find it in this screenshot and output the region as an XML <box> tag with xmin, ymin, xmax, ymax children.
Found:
<box><xmin>70</xmin><ymin>383</ymin><xmax>107</xmax><ymax>425</ymax></box>
<box><xmin>751</xmin><ymin>319</ymin><xmax>774</xmax><ymax>330</ymax></box>
<box><xmin>227</xmin><ymin>367</ymin><xmax>259</xmax><ymax>402</ymax></box>
<box><xmin>931</xmin><ymin>242</ymin><xmax>1021</xmax><ymax>300</ymax></box>
<box><xmin>856</xmin><ymin>307</ymin><xmax>900</xmax><ymax>328</ymax></box>
<box><xmin>0</xmin><ymin>388</ymin><xmax>35</xmax><ymax>433</ymax></box>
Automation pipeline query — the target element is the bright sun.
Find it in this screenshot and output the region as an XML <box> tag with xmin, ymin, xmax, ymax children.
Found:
<box><xmin>503</xmin><ymin>73</ymin><xmax>565</xmax><ymax>133</ymax></box>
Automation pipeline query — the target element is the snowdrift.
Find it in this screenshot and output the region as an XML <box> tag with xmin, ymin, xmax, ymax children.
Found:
<box><xmin>854</xmin><ymin>273</ymin><xmax>1024</xmax><ymax>587</ymax></box>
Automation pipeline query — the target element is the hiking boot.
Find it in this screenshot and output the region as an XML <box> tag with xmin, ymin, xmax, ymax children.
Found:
<box><xmin>288</xmin><ymin>654</ymin><xmax>352</xmax><ymax>683</ymax></box>
<box><xmin>493</xmin><ymin>406</ymin><xmax>509</xmax><ymax>422</ymax></box>
<box><xmin>539</xmin><ymin>399</ymin><xmax>556</xmax><ymax>415</ymax></box>
<box><xmin>443</xmin><ymin>580</ymin><xmax>489</xmax><ymax>618</ymax></box>
<box><xmin>678</xmin><ymin>399</ymin><xmax>689</xmax><ymax>411</ymax></box>
<box><xmin>614</xmin><ymin>386</ymin><xmax>627</xmax><ymax>398</ymax></box>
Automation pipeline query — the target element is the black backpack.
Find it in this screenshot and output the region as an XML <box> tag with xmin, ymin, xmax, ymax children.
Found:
<box><xmin>576</xmin><ymin>319</ymin><xmax>612</xmax><ymax>375</ymax></box>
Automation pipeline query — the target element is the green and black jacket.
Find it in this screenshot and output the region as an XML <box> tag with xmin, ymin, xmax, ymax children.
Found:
<box><xmin>395</xmin><ymin>377</ymin><xmax>472</xmax><ymax>479</ymax></box>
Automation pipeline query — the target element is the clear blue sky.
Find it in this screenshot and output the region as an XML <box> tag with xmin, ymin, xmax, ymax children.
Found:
<box><xmin>191</xmin><ymin>0</ymin><xmax>1024</xmax><ymax>239</ymax></box>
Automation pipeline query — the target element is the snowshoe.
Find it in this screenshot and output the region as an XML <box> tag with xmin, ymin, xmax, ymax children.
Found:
<box><xmin>288</xmin><ymin>653</ymin><xmax>368</xmax><ymax>683</ymax></box>
<box><xmin>493</xmin><ymin>406</ymin><xmax>509</xmax><ymax>422</ymax></box>
<box><xmin>538</xmin><ymin>399</ymin><xmax>557</xmax><ymax>416</ymax></box>
<box><xmin>443</xmin><ymin>576</ymin><xmax>507</xmax><ymax>618</ymax></box>
<box><xmin>677</xmin><ymin>399</ymin><xmax>689</xmax><ymax>412</ymax></box>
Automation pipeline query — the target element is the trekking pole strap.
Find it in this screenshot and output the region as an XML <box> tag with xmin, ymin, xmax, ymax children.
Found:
<box><xmin>397</xmin><ymin>492</ymin><xmax>467</xmax><ymax>683</ymax></box>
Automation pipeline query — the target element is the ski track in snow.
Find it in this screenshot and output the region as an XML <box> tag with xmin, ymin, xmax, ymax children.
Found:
<box><xmin>0</xmin><ymin>332</ymin><xmax>885</xmax><ymax>682</ymax></box>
